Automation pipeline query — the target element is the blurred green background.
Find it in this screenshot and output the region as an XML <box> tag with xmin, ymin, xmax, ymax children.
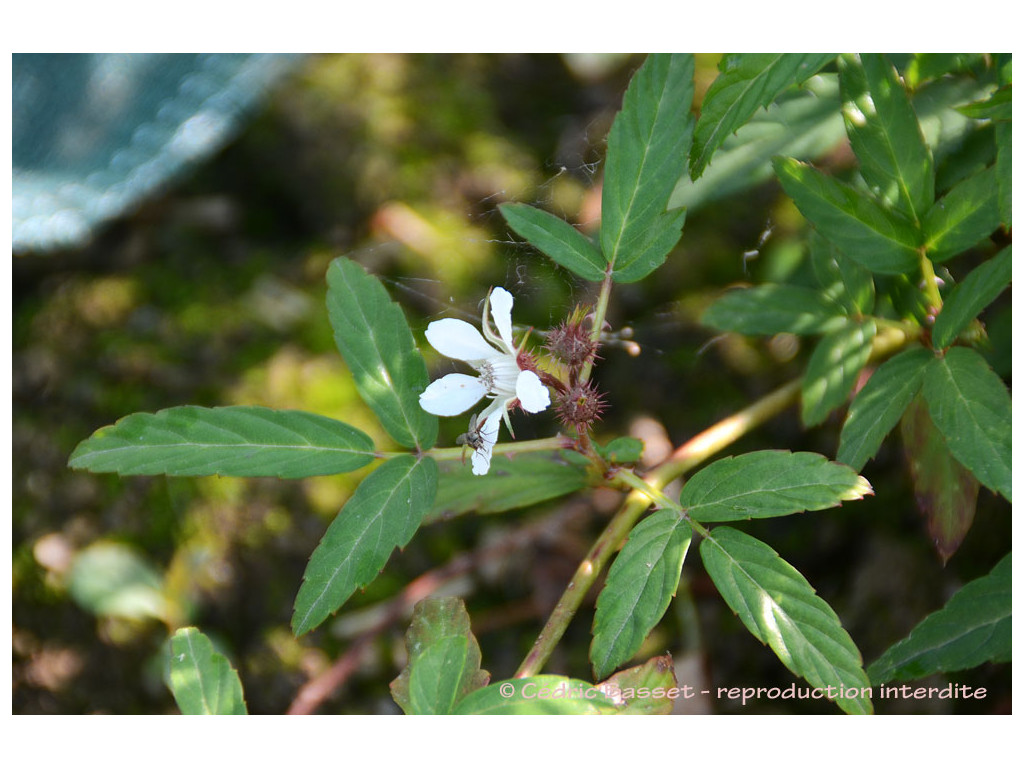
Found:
<box><xmin>12</xmin><ymin>53</ymin><xmax>1010</xmax><ymax>714</ymax></box>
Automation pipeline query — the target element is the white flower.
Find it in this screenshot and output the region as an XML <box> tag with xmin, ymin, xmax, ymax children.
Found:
<box><xmin>419</xmin><ymin>286</ymin><xmax>550</xmax><ymax>475</ymax></box>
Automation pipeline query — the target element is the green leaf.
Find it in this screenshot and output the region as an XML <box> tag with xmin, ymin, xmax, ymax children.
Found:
<box><xmin>900</xmin><ymin>394</ymin><xmax>979</xmax><ymax>563</ymax></box>
<box><xmin>802</xmin><ymin>318</ymin><xmax>876</xmax><ymax>427</ymax></box>
<box><xmin>922</xmin><ymin>347</ymin><xmax>1012</xmax><ymax>500</ymax></box>
<box><xmin>601</xmin><ymin>53</ymin><xmax>694</xmax><ymax>283</ymax></box>
<box><xmin>68</xmin><ymin>406</ymin><xmax>376</xmax><ymax>479</ymax></box>
<box><xmin>702</xmin><ymin>284</ymin><xmax>848</xmax><ymax>336</ymax></box>
<box><xmin>390</xmin><ymin>597</ymin><xmax>489</xmax><ymax>715</ymax></box>
<box><xmin>326</xmin><ymin>257</ymin><xmax>438</xmax><ymax>450</ymax></box>
<box><xmin>67</xmin><ymin>541</ymin><xmax>169</xmax><ymax>622</ymax></box>
<box><xmin>597</xmin><ymin>655</ymin><xmax>679</xmax><ymax>715</ymax></box>
<box><xmin>955</xmin><ymin>85</ymin><xmax>1012</xmax><ymax>121</ymax></box>
<box><xmin>691</xmin><ymin>53</ymin><xmax>836</xmax><ymax>180</ymax></box>
<box><xmin>922</xmin><ymin>166</ymin><xmax>1001</xmax><ymax>262</ymax></box>
<box><xmin>292</xmin><ymin>455</ymin><xmax>438</xmax><ymax>635</ymax></box>
<box><xmin>591</xmin><ymin>510</ymin><xmax>692</xmax><ymax>680</ymax></box>
<box><xmin>168</xmin><ymin>628</ymin><xmax>247</xmax><ymax>715</ymax></box>
<box><xmin>810</xmin><ymin>231</ymin><xmax>875</xmax><ymax>315</ymax></box>
<box><xmin>671</xmin><ymin>74</ymin><xmax>846</xmax><ymax>213</ymax></box>
<box><xmin>774</xmin><ymin>156</ymin><xmax>921</xmax><ymax>274</ymax></box>
<box><xmin>868</xmin><ymin>553</ymin><xmax>1010</xmax><ymax>685</ymax></box>
<box><xmin>838</xmin><ymin>54</ymin><xmax>934</xmax><ymax>222</ymax></box>
<box><xmin>452</xmin><ymin>676</ymin><xmax>621</xmax><ymax>715</ymax></box>
<box><xmin>837</xmin><ymin>347</ymin><xmax>933</xmax><ymax>470</ymax></box>
<box><xmin>932</xmin><ymin>246</ymin><xmax>1011</xmax><ymax>349</ymax></box>
<box><xmin>681</xmin><ymin>451</ymin><xmax>872</xmax><ymax>523</ymax></box>
<box><xmin>426</xmin><ymin>451</ymin><xmax>588</xmax><ymax>524</ymax></box>
<box><xmin>996</xmin><ymin>121</ymin><xmax>1010</xmax><ymax>228</ymax></box>
<box><xmin>700</xmin><ymin>527</ymin><xmax>873</xmax><ymax>715</ymax></box>
<box><xmin>595</xmin><ymin>436</ymin><xmax>645</xmax><ymax>466</ymax></box>
<box><xmin>499</xmin><ymin>203</ymin><xmax>606</xmax><ymax>282</ymax></box>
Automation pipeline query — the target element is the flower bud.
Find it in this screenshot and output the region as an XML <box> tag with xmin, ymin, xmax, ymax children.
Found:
<box><xmin>555</xmin><ymin>379</ymin><xmax>606</xmax><ymax>431</ymax></box>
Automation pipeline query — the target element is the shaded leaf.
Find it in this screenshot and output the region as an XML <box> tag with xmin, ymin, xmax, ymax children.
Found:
<box><xmin>774</xmin><ymin>156</ymin><xmax>921</xmax><ymax>274</ymax></box>
<box><xmin>802</xmin><ymin>318</ymin><xmax>876</xmax><ymax>427</ymax></box>
<box><xmin>995</xmin><ymin>121</ymin><xmax>1011</xmax><ymax>229</ymax></box>
<box><xmin>922</xmin><ymin>166</ymin><xmax>1000</xmax><ymax>263</ymax></box>
<box><xmin>168</xmin><ymin>627</ymin><xmax>247</xmax><ymax>715</ymax></box>
<box><xmin>292</xmin><ymin>455</ymin><xmax>438</xmax><ymax>635</ymax></box>
<box><xmin>809</xmin><ymin>231</ymin><xmax>875</xmax><ymax>314</ymax></box>
<box><xmin>868</xmin><ymin>553</ymin><xmax>1010</xmax><ymax>685</ymax></box>
<box><xmin>700</xmin><ymin>527</ymin><xmax>873</xmax><ymax>715</ymax></box>
<box><xmin>597</xmin><ymin>655</ymin><xmax>679</xmax><ymax>715</ymax></box>
<box><xmin>499</xmin><ymin>202</ymin><xmax>606</xmax><ymax>281</ymax></box>
<box><xmin>595</xmin><ymin>436</ymin><xmax>645</xmax><ymax>466</ymax></box>
<box><xmin>922</xmin><ymin>347</ymin><xmax>1011</xmax><ymax>500</ymax></box>
<box><xmin>327</xmin><ymin>257</ymin><xmax>438</xmax><ymax>450</ymax></box>
<box><xmin>390</xmin><ymin>597</ymin><xmax>489</xmax><ymax>715</ymax></box>
<box><xmin>838</xmin><ymin>53</ymin><xmax>934</xmax><ymax>222</ymax></box>
<box><xmin>602</xmin><ymin>53</ymin><xmax>694</xmax><ymax>283</ymax></box>
<box><xmin>955</xmin><ymin>85</ymin><xmax>1012</xmax><ymax>121</ymax></box>
<box><xmin>932</xmin><ymin>246</ymin><xmax>1011</xmax><ymax>349</ymax></box>
<box><xmin>702</xmin><ymin>284</ymin><xmax>848</xmax><ymax>336</ymax></box>
<box><xmin>681</xmin><ymin>451</ymin><xmax>871</xmax><ymax>523</ymax></box>
<box><xmin>591</xmin><ymin>510</ymin><xmax>692</xmax><ymax>680</ymax></box>
<box><xmin>68</xmin><ymin>406</ymin><xmax>376</xmax><ymax>479</ymax></box>
<box><xmin>900</xmin><ymin>394</ymin><xmax>979</xmax><ymax>563</ymax></box>
<box><xmin>691</xmin><ymin>53</ymin><xmax>836</xmax><ymax>180</ymax></box>
<box><xmin>68</xmin><ymin>541</ymin><xmax>168</xmax><ymax>622</ymax></box>
<box><xmin>837</xmin><ymin>347</ymin><xmax>933</xmax><ymax>470</ymax></box>
<box><xmin>452</xmin><ymin>676</ymin><xmax>620</xmax><ymax>715</ymax></box>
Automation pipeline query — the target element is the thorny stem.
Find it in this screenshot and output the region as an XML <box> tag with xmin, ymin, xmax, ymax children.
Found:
<box><xmin>514</xmin><ymin>324</ymin><xmax>913</xmax><ymax>679</ymax></box>
<box><xmin>578</xmin><ymin>270</ymin><xmax>614</xmax><ymax>384</ymax></box>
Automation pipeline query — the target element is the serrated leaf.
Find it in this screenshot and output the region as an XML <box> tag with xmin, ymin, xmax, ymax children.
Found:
<box><xmin>671</xmin><ymin>74</ymin><xmax>846</xmax><ymax>213</ymax></box>
<box><xmin>868</xmin><ymin>553</ymin><xmax>1010</xmax><ymax>685</ymax></box>
<box><xmin>702</xmin><ymin>284</ymin><xmax>848</xmax><ymax>336</ymax></box>
<box><xmin>922</xmin><ymin>347</ymin><xmax>1011</xmax><ymax>501</ymax></box>
<box><xmin>452</xmin><ymin>676</ymin><xmax>621</xmax><ymax>715</ymax></box>
<box><xmin>499</xmin><ymin>203</ymin><xmax>606</xmax><ymax>281</ymax></box>
<box><xmin>838</xmin><ymin>54</ymin><xmax>934</xmax><ymax>222</ymax></box>
<box><xmin>292</xmin><ymin>455</ymin><xmax>438</xmax><ymax>635</ymax></box>
<box><xmin>326</xmin><ymin>257</ymin><xmax>438</xmax><ymax>450</ymax></box>
<box><xmin>810</xmin><ymin>231</ymin><xmax>875</xmax><ymax>314</ymax></box>
<box><xmin>932</xmin><ymin>246</ymin><xmax>1011</xmax><ymax>349</ymax></box>
<box><xmin>390</xmin><ymin>597</ymin><xmax>489</xmax><ymax>715</ymax></box>
<box><xmin>691</xmin><ymin>53</ymin><xmax>836</xmax><ymax>180</ymax></box>
<box><xmin>700</xmin><ymin>527</ymin><xmax>873</xmax><ymax>715</ymax></box>
<box><xmin>802</xmin><ymin>318</ymin><xmax>876</xmax><ymax>427</ymax></box>
<box><xmin>597</xmin><ymin>655</ymin><xmax>678</xmax><ymax>715</ymax></box>
<box><xmin>995</xmin><ymin>121</ymin><xmax>1010</xmax><ymax>227</ymax></box>
<box><xmin>681</xmin><ymin>451</ymin><xmax>871</xmax><ymax>523</ymax></box>
<box><xmin>426</xmin><ymin>451</ymin><xmax>588</xmax><ymax>524</ymax></box>
<box><xmin>68</xmin><ymin>406</ymin><xmax>376</xmax><ymax>479</ymax></box>
<box><xmin>774</xmin><ymin>156</ymin><xmax>921</xmax><ymax>274</ymax></box>
<box><xmin>602</xmin><ymin>53</ymin><xmax>694</xmax><ymax>283</ymax></box>
<box><xmin>837</xmin><ymin>347</ymin><xmax>933</xmax><ymax>470</ymax></box>
<box><xmin>168</xmin><ymin>628</ymin><xmax>247</xmax><ymax>715</ymax></box>
<box><xmin>591</xmin><ymin>511</ymin><xmax>692</xmax><ymax>680</ymax></box>
<box><xmin>922</xmin><ymin>165</ymin><xmax>1001</xmax><ymax>262</ymax></box>
<box><xmin>900</xmin><ymin>394</ymin><xmax>979</xmax><ymax>563</ymax></box>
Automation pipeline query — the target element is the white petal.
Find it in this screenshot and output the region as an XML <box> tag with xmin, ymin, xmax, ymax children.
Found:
<box><xmin>425</xmin><ymin>318</ymin><xmax>498</xmax><ymax>362</ymax></box>
<box><xmin>419</xmin><ymin>373</ymin><xmax>487</xmax><ymax>416</ymax></box>
<box><xmin>515</xmin><ymin>370</ymin><xmax>550</xmax><ymax>413</ymax></box>
<box><xmin>470</xmin><ymin>409</ymin><xmax>503</xmax><ymax>476</ymax></box>
<box><xmin>489</xmin><ymin>287</ymin><xmax>516</xmax><ymax>352</ymax></box>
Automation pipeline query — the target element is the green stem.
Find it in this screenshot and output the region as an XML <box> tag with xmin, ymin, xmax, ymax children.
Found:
<box><xmin>919</xmin><ymin>249</ymin><xmax>943</xmax><ymax>314</ymax></box>
<box><xmin>578</xmin><ymin>270</ymin><xmax>614</xmax><ymax>383</ymax></box>
<box><xmin>424</xmin><ymin>435</ymin><xmax>571</xmax><ymax>463</ymax></box>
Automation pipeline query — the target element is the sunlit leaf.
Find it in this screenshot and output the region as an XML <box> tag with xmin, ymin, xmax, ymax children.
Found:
<box><xmin>837</xmin><ymin>347</ymin><xmax>933</xmax><ymax>471</ymax></box>
<box><xmin>591</xmin><ymin>510</ymin><xmax>692</xmax><ymax>680</ymax></box>
<box><xmin>900</xmin><ymin>394</ymin><xmax>979</xmax><ymax>563</ymax></box>
<box><xmin>292</xmin><ymin>455</ymin><xmax>438</xmax><ymax>635</ymax></box>
<box><xmin>602</xmin><ymin>53</ymin><xmax>694</xmax><ymax>283</ymax></box>
<box><xmin>499</xmin><ymin>202</ymin><xmax>606</xmax><ymax>281</ymax></box>
<box><xmin>691</xmin><ymin>53</ymin><xmax>835</xmax><ymax>180</ymax></box>
<box><xmin>682</xmin><ymin>451</ymin><xmax>871</xmax><ymax>523</ymax></box>
<box><xmin>326</xmin><ymin>257</ymin><xmax>438</xmax><ymax>450</ymax></box>
<box><xmin>390</xmin><ymin>597</ymin><xmax>489</xmax><ymax>715</ymax></box>
<box><xmin>932</xmin><ymin>246</ymin><xmax>1011</xmax><ymax>349</ymax></box>
<box><xmin>922</xmin><ymin>166</ymin><xmax>1000</xmax><ymax>263</ymax></box>
<box><xmin>67</xmin><ymin>541</ymin><xmax>168</xmax><ymax>622</ymax></box>
<box><xmin>809</xmin><ymin>231</ymin><xmax>875</xmax><ymax>315</ymax></box>
<box><xmin>597</xmin><ymin>655</ymin><xmax>678</xmax><ymax>715</ymax></box>
<box><xmin>922</xmin><ymin>347</ymin><xmax>1011</xmax><ymax>501</ymax></box>
<box><xmin>774</xmin><ymin>156</ymin><xmax>921</xmax><ymax>274</ymax></box>
<box><xmin>802</xmin><ymin>318</ymin><xmax>876</xmax><ymax>427</ymax></box>
<box><xmin>868</xmin><ymin>553</ymin><xmax>1010</xmax><ymax>685</ymax></box>
<box><xmin>168</xmin><ymin>627</ymin><xmax>247</xmax><ymax>715</ymax></box>
<box><xmin>452</xmin><ymin>676</ymin><xmax>620</xmax><ymax>715</ymax></box>
<box><xmin>700</xmin><ymin>527</ymin><xmax>873</xmax><ymax>715</ymax></box>
<box><xmin>702</xmin><ymin>284</ymin><xmax>848</xmax><ymax>336</ymax></box>
<box><xmin>68</xmin><ymin>406</ymin><xmax>376</xmax><ymax>479</ymax></box>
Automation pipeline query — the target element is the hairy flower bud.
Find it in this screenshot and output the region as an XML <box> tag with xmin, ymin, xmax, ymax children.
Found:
<box><xmin>545</xmin><ymin>305</ymin><xmax>598</xmax><ymax>369</ymax></box>
<box><xmin>555</xmin><ymin>379</ymin><xmax>606</xmax><ymax>431</ymax></box>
